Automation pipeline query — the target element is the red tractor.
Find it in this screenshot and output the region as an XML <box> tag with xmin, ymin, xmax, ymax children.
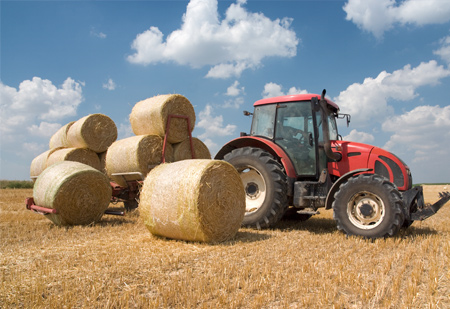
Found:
<box><xmin>215</xmin><ymin>90</ymin><xmax>450</xmax><ymax>238</ymax></box>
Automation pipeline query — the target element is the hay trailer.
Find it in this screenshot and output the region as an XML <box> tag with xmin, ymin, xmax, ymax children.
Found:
<box><xmin>215</xmin><ymin>90</ymin><xmax>450</xmax><ymax>238</ymax></box>
<box><xmin>26</xmin><ymin>114</ymin><xmax>195</xmax><ymax>219</ymax></box>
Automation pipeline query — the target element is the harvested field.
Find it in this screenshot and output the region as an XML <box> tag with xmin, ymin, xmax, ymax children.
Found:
<box><xmin>1</xmin><ymin>185</ymin><xmax>449</xmax><ymax>307</ymax></box>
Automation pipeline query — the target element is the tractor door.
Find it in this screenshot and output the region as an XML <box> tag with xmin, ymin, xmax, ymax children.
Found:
<box><xmin>274</xmin><ymin>102</ymin><xmax>317</xmax><ymax>177</ymax></box>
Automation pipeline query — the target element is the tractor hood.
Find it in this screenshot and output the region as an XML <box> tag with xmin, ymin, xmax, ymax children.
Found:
<box><xmin>328</xmin><ymin>140</ymin><xmax>411</xmax><ymax>191</ymax></box>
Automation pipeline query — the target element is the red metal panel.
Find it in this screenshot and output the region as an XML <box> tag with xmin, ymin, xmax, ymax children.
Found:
<box><xmin>254</xmin><ymin>94</ymin><xmax>340</xmax><ymax>111</ymax></box>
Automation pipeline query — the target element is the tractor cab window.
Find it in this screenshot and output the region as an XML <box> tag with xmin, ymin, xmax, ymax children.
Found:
<box><xmin>251</xmin><ymin>104</ymin><xmax>277</xmax><ymax>139</ymax></box>
<box><xmin>317</xmin><ymin>112</ymin><xmax>339</xmax><ymax>142</ymax></box>
<box><xmin>275</xmin><ymin>102</ymin><xmax>316</xmax><ymax>176</ymax></box>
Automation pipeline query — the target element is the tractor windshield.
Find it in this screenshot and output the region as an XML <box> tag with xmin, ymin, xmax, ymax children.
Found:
<box><xmin>251</xmin><ymin>104</ymin><xmax>277</xmax><ymax>138</ymax></box>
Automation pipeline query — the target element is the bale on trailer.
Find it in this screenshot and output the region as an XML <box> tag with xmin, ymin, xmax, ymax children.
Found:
<box><xmin>49</xmin><ymin>121</ymin><xmax>75</xmax><ymax>149</ymax></box>
<box><xmin>33</xmin><ymin>161</ymin><xmax>112</xmax><ymax>226</ymax></box>
<box><xmin>105</xmin><ymin>135</ymin><xmax>173</xmax><ymax>187</ymax></box>
<box><xmin>30</xmin><ymin>147</ymin><xmax>64</xmax><ymax>181</ymax></box>
<box><xmin>129</xmin><ymin>94</ymin><xmax>196</xmax><ymax>144</ymax></box>
<box><xmin>139</xmin><ymin>159</ymin><xmax>246</xmax><ymax>243</ymax></box>
<box><xmin>172</xmin><ymin>137</ymin><xmax>211</xmax><ymax>161</ymax></box>
<box><xmin>46</xmin><ymin>148</ymin><xmax>102</xmax><ymax>171</ymax></box>
<box><xmin>67</xmin><ymin>114</ymin><xmax>117</xmax><ymax>153</ymax></box>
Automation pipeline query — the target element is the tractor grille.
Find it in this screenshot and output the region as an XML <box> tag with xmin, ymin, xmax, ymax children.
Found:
<box><xmin>375</xmin><ymin>155</ymin><xmax>404</xmax><ymax>188</ymax></box>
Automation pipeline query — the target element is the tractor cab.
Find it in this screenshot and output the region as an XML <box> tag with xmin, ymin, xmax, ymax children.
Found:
<box><xmin>250</xmin><ymin>94</ymin><xmax>340</xmax><ymax>179</ymax></box>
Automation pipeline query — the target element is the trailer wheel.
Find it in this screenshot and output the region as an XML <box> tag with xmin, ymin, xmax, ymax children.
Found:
<box><xmin>224</xmin><ymin>147</ymin><xmax>288</xmax><ymax>229</ymax></box>
<box><xmin>332</xmin><ymin>174</ymin><xmax>404</xmax><ymax>238</ymax></box>
<box><xmin>124</xmin><ymin>200</ymin><xmax>138</xmax><ymax>211</ymax></box>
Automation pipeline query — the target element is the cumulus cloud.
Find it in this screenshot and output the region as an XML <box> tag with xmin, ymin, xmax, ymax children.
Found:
<box><xmin>0</xmin><ymin>77</ymin><xmax>84</xmax><ymax>144</ymax></box>
<box><xmin>383</xmin><ymin>105</ymin><xmax>450</xmax><ymax>156</ymax></box>
<box><xmin>127</xmin><ymin>0</ymin><xmax>298</xmax><ymax>79</ymax></box>
<box><xmin>434</xmin><ymin>35</ymin><xmax>450</xmax><ymax>64</ymax></box>
<box><xmin>262</xmin><ymin>82</ymin><xmax>307</xmax><ymax>98</ymax></box>
<box><xmin>333</xmin><ymin>60</ymin><xmax>450</xmax><ymax>127</ymax></box>
<box><xmin>343</xmin><ymin>129</ymin><xmax>375</xmax><ymax>144</ymax></box>
<box><xmin>226</xmin><ymin>81</ymin><xmax>245</xmax><ymax>97</ymax></box>
<box><xmin>197</xmin><ymin>104</ymin><xmax>237</xmax><ymax>150</ymax></box>
<box><xmin>102</xmin><ymin>78</ymin><xmax>116</xmax><ymax>90</ymax></box>
<box><xmin>343</xmin><ymin>0</ymin><xmax>450</xmax><ymax>38</ymax></box>
<box><xmin>90</xmin><ymin>28</ymin><xmax>107</xmax><ymax>39</ymax></box>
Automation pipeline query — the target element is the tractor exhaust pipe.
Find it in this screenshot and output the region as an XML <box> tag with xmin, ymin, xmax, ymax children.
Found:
<box><xmin>316</xmin><ymin>89</ymin><xmax>342</xmax><ymax>162</ymax></box>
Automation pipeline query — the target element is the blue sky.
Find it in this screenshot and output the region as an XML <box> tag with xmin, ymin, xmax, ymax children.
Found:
<box><xmin>1</xmin><ymin>0</ymin><xmax>450</xmax><ymax>183</ymax></box>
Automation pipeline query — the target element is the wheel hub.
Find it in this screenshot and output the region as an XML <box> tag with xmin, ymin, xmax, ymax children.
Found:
<box><xmin>245</xmin><ymin>182</ymin><xmax>259</xmax><ymax>199</ymax></box>
<box><xmin>347</xmin><ymin>193</ymin><xmax>385</xmax><ymax>230</ymax></box>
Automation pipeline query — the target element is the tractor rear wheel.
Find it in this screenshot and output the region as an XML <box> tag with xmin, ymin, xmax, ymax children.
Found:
<box><xmin>332</xmin><ymin>174</ymin><xmax>404</xmax><ymax>238</ymax></box>
<box><xmin>224</xmin><ymin>147</ymin><xmax>288</xmax><ymax>229</ymax></box>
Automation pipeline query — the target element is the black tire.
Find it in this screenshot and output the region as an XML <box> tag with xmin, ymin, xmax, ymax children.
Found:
<box><xmin>332</xmin><ymin>174</ymin><xmax>405</xmax><ymax>238</ymax></box>
<box><xmin>224</xmin><ymin>147</ymin><xmax>288</xmax><ymax>229</ymax></box>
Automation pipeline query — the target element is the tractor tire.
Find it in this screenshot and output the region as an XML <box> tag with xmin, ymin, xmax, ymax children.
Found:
<box><xmin>332</xmin><ymin>174</ymin><xmax>405</xmax><ymax>238</ymax></box>
<box><xmin>224</xmin><ymin>147</ymin><xmax>288</xmax><ymax>229</ymax></box>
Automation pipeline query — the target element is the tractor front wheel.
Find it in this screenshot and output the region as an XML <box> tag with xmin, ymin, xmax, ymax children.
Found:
<box><xmin>224</xmin><ymin>147</ymin><xmax>288</xmax><ymax>229</ymax></box>
<box><xmin>333</xmin><ymin>174</ymin><xmax>404</xmax><ymax>238</ymax></box>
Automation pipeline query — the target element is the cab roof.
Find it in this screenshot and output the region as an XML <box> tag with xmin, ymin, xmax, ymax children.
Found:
<box><xmin>254</xmin><ymin>94</ymin><xmax>339</xmax><ymax>111</ymax></box>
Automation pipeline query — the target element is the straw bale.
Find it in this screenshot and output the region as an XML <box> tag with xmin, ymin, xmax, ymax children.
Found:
<box><xmin>30</xmin><ymin>148</ymin><xmax>64</xmax><ymax>181</ymax></box>
<box><xmin>46</xmin><ymin>148</ymin><xmax>101</xmax><ymax>171</ymax></box>
<box><xmin>33</xmin><ymin>161</ymin><xmax>112</xmax><ymax>226</ymax></box>
<box><xmin>172</xmin><ymin>137</ymin><xmax>211</xmax><ymax>161</ymax></box>
<box><xmin>49</xmin><ymin>121</ymin><xmax>75</xmax><ymax>149</ymax></box>
<box><xmin>129</xmin><ymin>94</ymin><xmax>196</xmax><ymax>144</ymax></box>
<box><xmin>67</xmin><ymin>114</ymin><xmax>117</xmax><ymax>153</ymax></box>
<box><xmin>98</xmin><ymin>151</ymin><xmax>107</xmax><ymax>174</ymax></box>
<box><xmin>105</xmin><ymin>135</ymin><xmax>173</xmax><ymax>187</ymax></box>
<box><xmin>139</xmin><ymin>159</ymin><xmax>245</xmax><ymax>243</ymax></box>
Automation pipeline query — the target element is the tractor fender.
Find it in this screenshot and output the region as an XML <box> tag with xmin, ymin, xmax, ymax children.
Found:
<box><xmin>215</xmin><ymin>136</ymin><xmax>297</xmax><ymax>178</ymax></box>
<box><xmin>325</xmin><ymin>168</ymin><xmax>372</xmax><ymax>210</ymax></box>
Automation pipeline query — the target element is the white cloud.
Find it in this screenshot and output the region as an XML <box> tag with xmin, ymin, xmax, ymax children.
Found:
<box><xmin>223</xmin><ymin>97</ymin><xmax>245</xmax><ymax>109</ymax></box>
<box><xmin>262</xmin><ymin>82</ymin><xmax>307</xmax><ymax>98</ymax></box>
<box><xmin>0</xmin><ymin>76</ymin><xmax>83</xmax><ymax>146</ymax></box>
<box><xmin>434</xmin><ymin>35</ymin><xmax>450</xmax><ymax>64</ymax></box>
<box><xmin>334</xmin><ymin>60</ymin><xmax>450</xmax><ymax>127</ymax></box>
<box><xmin>383</xmin><ymin>105</ymin><xmax>450</xmax><ymax>161</ymax></box>
<box><xmin>27</xmin><ymin>122</ymin><xmax>62</xmax><ymax>138</ymax></box>
<box><xmin>102</xmin><ymin>78</ymin><xmax>116</xmax><ymax>90</ymax></box>
<box><xmin>127</xmin><ymin>0</ymin><xmax>298</xmax><ymax>79</ymax></box>
<box><xmin>197</xmin><ymin>105</ymin><xmax>237</xmax><ymax>137</ymax></box>
<box><xmin>344</xmin><ymin>0</ymin><xmax>450</xmax><ymax>38</ymax></box>
<box><xmin>226</xmin><ymin>81</ymin><xmax>244</xmax><ymax>97</ymax></box>
<box><xmin>343</xmin><ymin>129</ymin><xmax>375</xmax><ymax>144</ymax></box>
<box><xmin>90</xmin><ymin>28</ymin><xmax>107</xmax><ymax>39</ymax></box>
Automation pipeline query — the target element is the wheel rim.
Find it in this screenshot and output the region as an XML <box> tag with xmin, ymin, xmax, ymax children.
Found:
<box><xmin>347</xmin><ymin>191</ymin><xmax>385</xmax><ymax>230</ymax></box>
<box><xmin>238</xmin><ymin>166</ymin><xmax>266</xmax><ymax>214</ymax></box>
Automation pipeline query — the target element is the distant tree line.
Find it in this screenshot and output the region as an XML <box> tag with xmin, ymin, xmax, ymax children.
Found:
<box><xmin>0</xmin><ymin>180</ymin><xmax>34</xmax><ymax>189</ymax></box>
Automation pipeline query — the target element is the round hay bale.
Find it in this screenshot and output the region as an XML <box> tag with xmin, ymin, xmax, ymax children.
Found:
<box><xmin>49</xmin><ymin>121</ymin><xmax>75</xmax><ymax>149</ymax></box>
<box><xmin>173</xmin><ymin>137</ymin><xmax>211</xmax><ymax>161</ymax></box>
<box><xmin>30</xmin><ymin>147</ymin><xmax>64</xmax><ymax>181</ymax></box>
<box><xmin>105</xmin><ymin>135</ymin><xmax>174</xmax><ymax>187</ymax></box>
<box><xmin>98</xmin><ymin>151</ymin><xmax>107</xmax><ymax>174</ymax></box>
<box><xmin>139</xmin><ymin>159</ymin><xmax>245</xmax><ymax>243</ymax></box>
<box><xmin>129</xmin><ymin>94</ymin><xmax>196</xmax><ymax>144</ymax></box>
<box><xmin>46</xmin><ymin>148</ymin><xmax>101</xmax><ymax>171</ymax></box>
<box><xmin>67</xmin><ymin>114</ymin><xmax>117</xmax><ymax>153</ymax></box>
<box><xmin>33</xmin><ymin>161</ymin><xmax>112</xmax><ymax>226</ymax></box>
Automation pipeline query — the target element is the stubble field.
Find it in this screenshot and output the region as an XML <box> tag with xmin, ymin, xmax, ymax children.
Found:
<box><xmin>1</xmin><ymin>186</ymin><xmax>449</xmax><ymax>308</ymax></box>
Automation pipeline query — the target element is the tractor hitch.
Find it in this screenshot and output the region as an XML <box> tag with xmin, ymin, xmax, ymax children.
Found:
<box><xmin>410</xmin><ymin>190</ymin><xmax>450</xmax><ymax>221</ymax></box>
